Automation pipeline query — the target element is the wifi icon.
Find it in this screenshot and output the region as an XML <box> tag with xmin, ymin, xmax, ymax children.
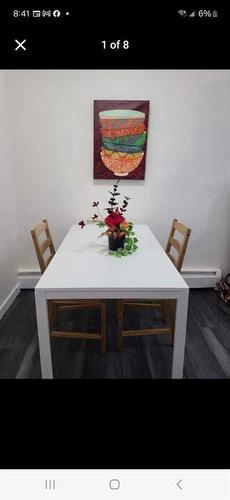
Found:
<box><xmin>178</xmin><ymin>9</ymin><xmax>187</xmax><ymax>17</ymax></box>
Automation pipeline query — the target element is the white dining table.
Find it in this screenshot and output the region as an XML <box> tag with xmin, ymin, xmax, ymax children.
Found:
<box><xmin>35</xmin><ymin>224</ymin><xmax>189</xmax><ymax>379</ymax></box>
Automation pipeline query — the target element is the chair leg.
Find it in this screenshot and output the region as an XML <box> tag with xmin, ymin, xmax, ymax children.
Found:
<box><xmin>170</xmin><ymin>300</ymin><xmax>176</xmax><ymax>333</ymax></box>
<box><xmin>100</xmin><ymin>300</ymin><xmax>106</xmax><ymax>354</ymax></box>
<box><xmin>48</xmin><ymin>301</ymin><xmax>57</xmax><ymax>331</ymax></box>
<box><xmin>170</xmin><ymin>301</ymin><xmax>176</xmax><ymax>347</ymax></box>
<box><xmin>160</xmin><ymin>300</ymin><xmax>176</xmax><ymax>347</ymax></box>
<box><xmin>117</xmin><ymin>300</ymin><xmax>123</xmax><ymax>352</ymax></box>
<box><xmin>115</xmin><ymin>299</ymin><xmax>119</xmax><ymax>321</ymax></box>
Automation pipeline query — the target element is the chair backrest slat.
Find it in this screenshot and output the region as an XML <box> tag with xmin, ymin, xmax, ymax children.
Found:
<box><xmin>33</xmin><ymin>221</ymin><xmax>47</xmax><ymax>239</ymax></box>
<box><xmin>173</xmin><ymin>220</ymin><xmax>189</xmax><ymax>236</ymax></box>
<box><xmin>39</xmin><ymin>238</ymin><xmax>52</xmax><ymax>256</ymax></box>
<box><xmin>165</xmin><ymin>218</ymin><xmax>191</xmax><ymax>272</ymax></box>
<box><xmin>31</xmin><ymin>219</ymin><xmax>55</xmax><ymax>274</ymax></box>
<box><xmin>169</xmin><ymin>237</ymin><xmax>183</xmax><ymax>255</ymax></box>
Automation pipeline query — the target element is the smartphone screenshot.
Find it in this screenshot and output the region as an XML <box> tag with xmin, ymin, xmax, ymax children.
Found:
<box><xmin>0</xmin><ymin>3</ymin><xmax>229</xmax><ymax>495</ymax></box>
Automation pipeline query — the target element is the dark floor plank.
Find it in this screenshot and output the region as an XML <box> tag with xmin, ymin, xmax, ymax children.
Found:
<box><xmin>1</xmin><ymin>289</ymin><xmax>230</xmax><ymax>378</ymax></box>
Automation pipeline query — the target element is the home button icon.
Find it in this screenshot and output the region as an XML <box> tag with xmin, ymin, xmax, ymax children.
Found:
<box><xmin>109</xmin><ymin>479</ymin><xmax>120</xmax><ymax>490</ymax></box>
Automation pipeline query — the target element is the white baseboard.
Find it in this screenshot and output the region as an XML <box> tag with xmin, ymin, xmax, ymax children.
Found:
<box><xmin>18</xmin><ymin>267</ymin><xmax>222</xmax><ymax>290</ymax></box>
<box><xmin>18</xmin><ymin>269</ymin><xmax>41</xmax><ymax>289</ymax></box>
<box><xmin>0</xmin><ymin>283</ymin><xmax>20</xmax><ymax>321</ymax></box>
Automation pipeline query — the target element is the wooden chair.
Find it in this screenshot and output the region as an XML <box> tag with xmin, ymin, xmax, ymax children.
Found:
<box><xmin>31</xmin><ymin>219</ymin><xmax>106</xmax><ymax>353</ymax></box>
<box><xmin>165</xmin><ymin>218</ymin><xmax>191</xmax><ymax>272</ymax></box>
<box><xmin>31</xmin><ymin>219</ymin><xmax>55</xmax><ymax>273</ymax></box>
<box><xmin>117</xmin><ymin>219</ymin><xmax>191</xmax><ymax>351</ymax></box>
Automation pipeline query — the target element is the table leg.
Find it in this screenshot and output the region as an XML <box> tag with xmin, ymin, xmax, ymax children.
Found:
<box><xmin>35</xmin><ymin>290</ymin><xmax>53</xmax><ymax>379</ymax></box>
<box><xmin>171</xmin><ymin>290</ymin><xmax>189</xmax><ymax>379</ymax></box>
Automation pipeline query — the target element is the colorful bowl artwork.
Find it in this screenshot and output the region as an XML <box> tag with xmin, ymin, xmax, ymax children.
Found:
<box><xmin>99</xmin><ymin>109</ymin><xmax>147</xmax><ymax>176</ymax></box>
<box><xmin>99</xmin><ymin>109</ymin><xmax>145</xmax><ymax>129</ymax></box>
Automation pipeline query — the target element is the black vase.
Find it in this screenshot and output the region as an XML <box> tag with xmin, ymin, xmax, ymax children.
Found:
<box><xmin>108</xmin><ymin>234</ymin><xmax>125</xmax><ymax>251</ymax></box>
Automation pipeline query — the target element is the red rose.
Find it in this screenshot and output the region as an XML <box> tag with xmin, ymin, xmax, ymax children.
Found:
<box><xmin>104</xmin><ymin>211</ymin><xmax>125</xmax><ymax>228</ymax></box>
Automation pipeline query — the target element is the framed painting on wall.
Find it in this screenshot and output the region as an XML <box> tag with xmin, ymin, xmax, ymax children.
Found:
<box><xmin>94</xmin><ymin>100</ymin><xmax>150</xmax><ymax>180</ymax></box>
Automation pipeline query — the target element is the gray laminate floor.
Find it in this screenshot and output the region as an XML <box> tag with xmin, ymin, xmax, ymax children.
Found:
<box><xmin>0</xmin><ymin>289</ymin><xmax>230</xmax><ymax>378</ymax></box>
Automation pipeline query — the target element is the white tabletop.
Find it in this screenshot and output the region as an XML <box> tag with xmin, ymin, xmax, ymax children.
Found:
<box><xmin>36</xmin><ymin>224</ymin><xmax>188</xmax><ymax>293</ymax></box>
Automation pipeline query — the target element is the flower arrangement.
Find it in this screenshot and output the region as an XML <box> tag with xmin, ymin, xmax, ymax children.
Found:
<box><xmin>78</xmin><ymin>179</ymin><xmax>138</xmax><ymax>257</ymax></box>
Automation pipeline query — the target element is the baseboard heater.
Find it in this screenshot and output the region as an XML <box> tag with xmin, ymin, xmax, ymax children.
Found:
<box><xmin>18</xmin><ymin>267</ymin><xmax>222</xmax><ymax>289</ymax></box>
<box><xmin>181</xmin><ymin>267</ymin><xmax>222</xmax><ymax>288</ymax></box>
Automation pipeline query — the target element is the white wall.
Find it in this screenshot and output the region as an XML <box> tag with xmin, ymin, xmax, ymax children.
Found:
<box><xmin>5</xmin><ymin>70</ymin><xmax>230</xmax><ymax>275</ymax></box>
<box><xmin>0</xmin><ymin>73</ymin><xmax>19</xmax><ymax>315</ymax></box>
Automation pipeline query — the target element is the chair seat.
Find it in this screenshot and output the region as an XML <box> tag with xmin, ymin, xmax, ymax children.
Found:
<box><xmin>117</xmin><ymin>299</ymin><xmax>175</xmax><ymax>349</ymax></box>
<box><xmin>48</xmin><ymin>299</ymin><xmax>106</xmax><ymax>352</ymax></box>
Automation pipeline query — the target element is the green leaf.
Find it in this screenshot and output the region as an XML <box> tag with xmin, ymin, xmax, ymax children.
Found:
<box><xmin>133</xmin><ymin>238</ymin><xmax>138</xmax><ymax>243</ymax></box>
<box><xmin>133</xmin><ymin>244</ymin><xmax>138</xmax><ymax>250</ymax></box>
<box><xmin>97</xmin><ymin>221</ymin><xmax>105</xmax><ymax>228</ymax></box>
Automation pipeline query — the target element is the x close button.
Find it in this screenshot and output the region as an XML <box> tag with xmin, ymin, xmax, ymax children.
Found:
<box><xmin>15</xmin><ymin>39</ymin><xmax>27</xmax><ymax>51</ymax></box>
